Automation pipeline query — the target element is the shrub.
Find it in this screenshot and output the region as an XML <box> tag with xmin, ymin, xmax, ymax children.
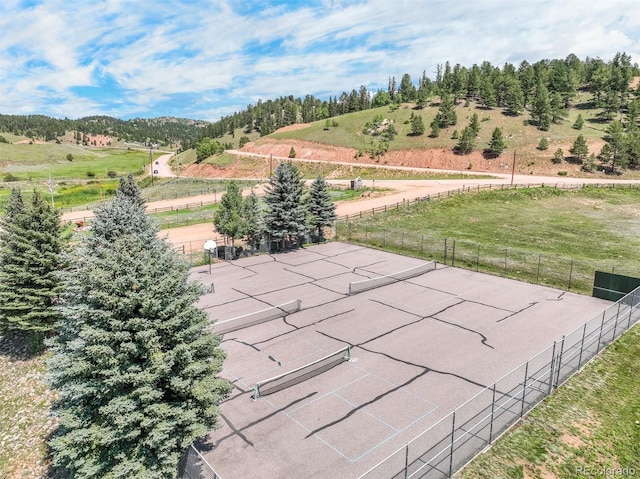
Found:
<box><xmin>66</xmin><ymin>154</ymin><xmax>73</xmax><ymax>161</ymax></box>
<box><xmin>557</xmin><ymin>170</ymin><xmax>568</xmax><ymax>176</ymax></box>
<box><xmin>0</xmin><ymin>135</ymin><xmax>9</xmax><ymax>143</ymax></box>
<box><xmin>3</xmin><ymin>173</ymin><xmax>20</xmax><ymax>182</ymax></box>
<box><xmin>288</xmin><ymin>147</ymin><xmax>296</xmax><ymax>158</ymax></box>
<box><xmin>86</xmin><ymin>171</ymin><xmax>96</xmax><ymax>178</ymax></box>
<box><xmin>107</xmin><ymin>170</ymin><xmax>117</xmax><ymax>178</ymax></box>
<box><xmin>537</xmin><ymin>138</ymin><xmax>549</xmax><ymax>151</ymax></box>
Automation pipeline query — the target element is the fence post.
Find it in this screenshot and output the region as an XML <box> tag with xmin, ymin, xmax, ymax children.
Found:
<box><xmin>444</xmin><ymin>238</ymin><xmax>448</xmax><ymax>265</ymax></box>
<box><xmin>596</xmin><ymin>311</ymin><xmax>606</xmax><ymax>353</ymax></box>
<box><xmin>404</xmin><ymin>444</ymin><xmax>409</xmax><ymax>479</ymax></box>
<box><xmin>489</xmin><ymin>383</ymin><xmax>496</xmax><ymax>443</ymax></box>
<box><xmin>504</xmin><ymin>249</ymin><xmax>508</xmax><ymax>276</ymax></box>
<box><xmin>451</xmin><ymin>239</ymin><xmax>456</xmax><ymax>267</ymax></box>
<box><xmin>448</xmin><ymin>412</ymin><xmax>456</xmax><ymax>478</ymax></box>
<box><xmin>555</xmin><ymin>335</ymin><xmax>565</xmax><ymax>387</ymax></box>
<box><xmin>612</xmin><ymin>301</ymin><xmax>622</xmax><ymax>340</ymax></box>
<box><xmin>628</xmin><ymin>289</ymin><xmax>637</xmax><ymax>330</ymax></box>
<box><xmin>520</xmin><ymin>361</ymin><xmax>529</xmax><ymax>417</ymax></box>
<box><xmin>547</xmin><ymin>342</ymin><xmax>557</xmax><ymax>395</ymax></box>
<box><xmin>568</xmin><ymin>260</ymin><xmax>574</xmax><ymax>290</ymax></box>
<box><xmin>577</xmin><ymin>323</ymin><xmax>587</xmax><ymax>368</ymax></box>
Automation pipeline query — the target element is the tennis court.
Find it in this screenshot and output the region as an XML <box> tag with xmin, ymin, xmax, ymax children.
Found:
<box><xmin>191</xmin><ymin>242</ymin><xmax>610</xmax><ymax>479</ymax></box>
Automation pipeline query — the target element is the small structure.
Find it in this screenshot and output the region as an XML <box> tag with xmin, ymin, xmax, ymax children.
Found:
<box><xmin>350</xmin><ymin>176</ymin><xmax>363</xmax><ymax>190</ymax></box>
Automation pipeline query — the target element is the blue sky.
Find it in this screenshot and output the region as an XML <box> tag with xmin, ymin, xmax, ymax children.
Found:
<box><xmin>1</xmin><ymin>0</ymin><xmax>639</xmax><ymax>122</ymax></box>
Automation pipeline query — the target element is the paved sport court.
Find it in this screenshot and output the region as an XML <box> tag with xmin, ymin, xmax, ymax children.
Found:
<box><xmin>190</xmin><ymin>242</ymin><xmax>610</xmax><ymax>479</ymax></box>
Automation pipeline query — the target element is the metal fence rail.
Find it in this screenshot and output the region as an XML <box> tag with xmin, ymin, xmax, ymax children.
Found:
<box><xmin>358</xmin><ymin>286</ymin><xmax>640</xmax><ymax>479</ymax></box>
<box><xmin>178</xmin><ymin>445</ymin><xmax>222</xmax><ymax>479</ymax></box>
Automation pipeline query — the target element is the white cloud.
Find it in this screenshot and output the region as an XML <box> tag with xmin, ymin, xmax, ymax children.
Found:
<box><xmin>1</xmin><ymin>0</ymin><xmax>639</xmax><ymax>120</ymax></box>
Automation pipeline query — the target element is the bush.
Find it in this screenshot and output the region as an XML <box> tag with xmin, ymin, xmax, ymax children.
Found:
<box><xmin>107</xmin><ymin>170</ymin><xmax>117</xmax><ymax>178</ymax></box>
<box><xmin>86</xmin><ymin>171</ymin><xmax>96</xmax><ymax>178</ymax></box>
<box><xmin>66</xmin><ymin>154</ymin><xmax>73</xmax><ymax>161</ymax></box>
<box><xmin>3</xmin><ymin>173</ymin><xmax>20</xmax><ymax>182</ymax></box>
<box><xmin>0</xmin><ymin>135</ymin><xmax>9</xmax><ymax>143</ymax></box>
<box><xmin>557</xmin><ymin>170</ymin><xmax>568</xmax><ymax>176</ymax></box>
<box><xmin>537</xmin><ymin>138</ymin><xmax>549</xmax><ymax>151</ymax></box>
<box><xmin>288</xmin><ymin>147</ymin><xmax>296</xmax><ymax>158</ymax></box>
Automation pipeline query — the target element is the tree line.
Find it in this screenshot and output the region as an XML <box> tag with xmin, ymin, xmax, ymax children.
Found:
<box><xmin>0</xmin><ymin>114</ymin><xmax>208</xmax><ymax>148</ymax></box>
<box><xmin>201</xmin><ymin>52</ymin><xmax>640</xmax><ymax>140</ymax></box>
<box><xmin>213</xmin><ymin>162</ymin><xmax>337</xmax><ymax>253</ymax></box>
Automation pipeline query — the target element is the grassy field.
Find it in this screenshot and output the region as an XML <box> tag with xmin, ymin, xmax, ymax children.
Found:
<box><xmin>0</xmin><ymin>142</ymin><xmax>153</xmax><ymax>180</ymax></box>
<box><xmin>458</xmin><ymin>323</ymin><xmax>640</xmax><ymax>479</ymax></box>
<box><xmin>336</xmin><ymin>185</ymin><xmax>640</xmax><ymax>294</ymax></box>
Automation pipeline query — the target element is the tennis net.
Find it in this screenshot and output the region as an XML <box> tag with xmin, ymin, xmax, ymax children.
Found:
<box><xmin>253</xmin><ymin>346</ymin><xmax>351</xmax><ymax>399</ymax></box>
<box><xmin>211</xmin><ymin>299</ymin><xmax>301</xmax><ymax>335</ymax></box>
<box><xmin>349</xmin><ymin>260</ymin><xmax>437</xmax><ymax>295</ymax></box>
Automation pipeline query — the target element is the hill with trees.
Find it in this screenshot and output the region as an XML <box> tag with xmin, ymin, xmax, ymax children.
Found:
<box><xmin>0</xmin><ymin>115</ymin><xmax>209</xmax><ymax>149</ymax></box>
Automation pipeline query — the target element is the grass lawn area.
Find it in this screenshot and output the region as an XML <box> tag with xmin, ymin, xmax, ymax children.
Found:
<box><xmin>337</xmin><ymin>185</ymin><xmax>640</xmax><ymax>294</ymax></box>
<box><xmin>458</xmin><ymin>323</ymin><xmax>640</xmax><ymax>479</ymax></box>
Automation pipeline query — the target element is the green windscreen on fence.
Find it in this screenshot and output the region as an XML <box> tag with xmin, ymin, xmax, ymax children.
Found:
<box><xmin>593</xmin><ymin>271</ymin><xmax>640</xmax><ymax>301</ymax></box>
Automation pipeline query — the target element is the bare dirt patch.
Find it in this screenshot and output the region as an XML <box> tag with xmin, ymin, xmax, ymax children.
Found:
<box><xmin>235</xmin><ymin>138</ymin><xmax>590</xmax><ymax>177</ymax></box>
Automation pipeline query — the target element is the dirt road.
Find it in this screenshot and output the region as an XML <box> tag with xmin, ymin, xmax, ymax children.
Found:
<box><xmin>61</xmin><ymin>149</ymin><xmax>640</xmax><ymax>249</ymax></box>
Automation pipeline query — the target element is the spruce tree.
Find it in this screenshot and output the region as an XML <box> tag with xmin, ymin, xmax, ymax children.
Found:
<box><xmin>264</xmin><ymin>161</ymin><xmax>308</xmax><ymax>249</ymax></box>
<box><xmin>0</xmin><ymin>189</ymin><xmax>62</xmax><ymax>343</ymax></box>
<box><xmin>47</xmin><ymin>179</ymin><xmax>231</xmax><ymax>479</ymax></box>
<box><xmin>308</xmin><ymin>175</ymin><xmax>337</xmax><ymax>242</ymax></box>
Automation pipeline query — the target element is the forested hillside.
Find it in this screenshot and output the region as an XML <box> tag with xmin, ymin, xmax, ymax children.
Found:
<box><xmin>0</xmin><ymin>115</ymin><xmax>209</xmax><ymax>148</ymax></box>
<box><xmin>202</xmin><ymin>52</ymin><xmax>639</xmax><ymax>140</ymax></box>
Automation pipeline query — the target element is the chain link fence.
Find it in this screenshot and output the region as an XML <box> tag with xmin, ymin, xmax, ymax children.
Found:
<box><xmin>358</xmin><ymin>286</ymin><xmax>640</xmax><ymax>479</ymax></box>
<box><xmin>177</xmin><ymin>445</ymin><xmax>222</xmax><ymax>479</ymax></box>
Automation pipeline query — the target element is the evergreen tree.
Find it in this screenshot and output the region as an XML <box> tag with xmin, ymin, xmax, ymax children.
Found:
<box><xmin>468</xmin><ymin>113</ymin><xmax>480</xmax><ymax>136</ymax></box>
<box><xmin>242</xmin><ymin>191</ymin><xmax>264</xmax><ymax>251</ymax></box>
<box><xmin>433</xmin><ymin>95</ymin><xmax>457</xmax><ymax>129</ymax></box>
<box><xmin>603</xmin><ymin>120</ymin><xmax>630</xmax><ymax>171</ymax></box>
<box><xmin>47</xmin><ymin>180</ymin><xmax>231</xmax><ymax>478</ymax></box>
<box><xmin>307</xmin><ymin>175</ymin><xmax>337</xmax><ymax>242</ymax></box>
<box><xmin>0</xmin><ymin>189</ymin><xmax>62</xmax><ymax>343</ymax></box>
<box><xmin>213</xmin><ymin>181</ymin><xmax>244</xmax><ymax>255</ymax></box>
<box><xmin>532</xmin><ymin>82</ymin><xmax>552</xmax><ymax>130</ymax></box>
<box><xmin>264</xmin><ymin>161</ymin><xmax>308</xmax><ymax>249</ymax></box>
<box><xmin>487</xmin><ymin>127</ymin><xmax>507</xmax><ymax>157</ymax></box>
<box><xmin>429</xmin><ymin>121</ymin><xmax>440</xmax><ymax>138</ymax></box>
<box><xmin>552</xmin><ymin>148</ymin><xmax>564</xmax><ymax>164</ymax></box>
<box><xmin>409</xmin><ymin>113</ymin><xmax>426</xmax><ymax>136</ymax></box>
<box><xmin>573</xmin><ymin>114</ymin><xmax>585</xmax><ymax>130</ymax></box>
<box><xmin>569</xmin><ymin>134</ymin><xmax>589</xmax><ymax>163</ymax></box>
<box><xmin>537</xmin><ymin>137</ymin><xmax>549</xmax><ymax>150</ymax></box>
<box><xmin>505</xmin><ymin>78</ymin><xmax>525</xmax><ymax>115</ymax></box>
<box><xmin>455</xmin><ymin>126</ymin><xmax>476</xmax><ymax>154</ymax></box>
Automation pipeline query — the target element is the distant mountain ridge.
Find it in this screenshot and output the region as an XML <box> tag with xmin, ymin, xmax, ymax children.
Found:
<box><xmin>0</xmin><ymin>114</ymin><xmax>210</xmax><ymax>149</ymax></box>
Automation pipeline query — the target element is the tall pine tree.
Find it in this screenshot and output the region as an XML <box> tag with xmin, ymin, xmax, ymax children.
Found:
<box><xmin>264</xmin><ymin>161</ymin><xmax>308</xmax><ymax>249</ymax></box>
<box><xmin>307</xmin><ymin>175</ymin><xmax>337</xmax><ymax>242</ymax></box>
<box><xmin>0</xmin><ymin>188</ymin><xmax>62</xmax><ymax>344</ymax></box>
<box><xmin>47</xmin><ymin>178</ymin><xmax>231</xmax><ymax>478</ymax></box>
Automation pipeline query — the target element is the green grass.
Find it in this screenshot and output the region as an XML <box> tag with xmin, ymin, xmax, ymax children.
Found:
<box><xmin>336</xmin><ymin>185</ymin><xmax>640</xmax><ymax>294</ymax></box>
<box><xmin>458</xmin><ymin>324</ymin><xmax>640</xmax><ymax>479</ymax></box>
<box><xmin>0</xmin><ymin>143</ymin><xmax>151</xmax><ymax>180</ymax></box>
